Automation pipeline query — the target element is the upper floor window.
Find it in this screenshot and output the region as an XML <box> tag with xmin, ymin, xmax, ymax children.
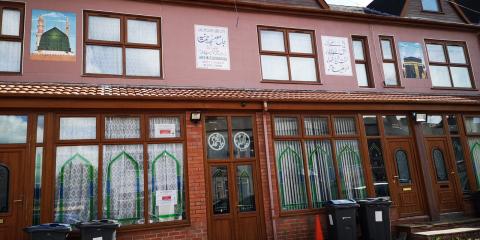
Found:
<box><xmin>421</xmin><ymin>0</ymin><xmax>441</xmax><ymax>12</ymax></box>
<box><xmin>352</xmin><ymin>36</ymin><xmax>373</xmax><ymax>87</ymax></box>
<box><xmin>258</xmin><ymin>27</ymin><xmax>318</xmax><ymax>82</ymax></box>
<box><xmin>84</xmin><ymin>11</ymin><xmax>161</xmax><ymax>78</ymax></box>
<box><xmin>426</xmin><ymin>41</ymin><xmax>473</xmax><ymax>88</ymax></box>
<box><xmin>0</xmin><ymin>2</ymin><xmax>24</xmax><ymax>74</ymax></box>
<box><xmin>380</xmin><ymin>36</ymin><xmax>400</xmax><ymax>87</ymax></box>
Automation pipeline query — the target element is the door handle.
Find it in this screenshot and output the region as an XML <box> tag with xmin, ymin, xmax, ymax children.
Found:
<box><xmin>393</xmin><ymin>176</ymin><xmax>399</xmax><ymax>183</ymax></box>
<box><xmin>450</xmin><ymin>171</ymin><xmax>455</xmax><ymax>175</ymax></box>
<box><xmin>13</xmin><ymin>199</ymin><xmax>23</xmax><ymax>204</ymax></box>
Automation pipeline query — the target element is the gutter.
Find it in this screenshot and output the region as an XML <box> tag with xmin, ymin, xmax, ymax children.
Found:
<box><xmin>262</xmin><ymin>101</ymin><xmax>277</xmax><ymax>240</ymax></box>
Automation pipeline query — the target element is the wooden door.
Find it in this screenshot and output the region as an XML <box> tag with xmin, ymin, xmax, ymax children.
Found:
<box><xmin>385</xmin><ymin>139</ymin><xmax>425</xmax><ymax>218</ymax></box>
<box><xmin>205</xmin><ymin>115</ymin><xmax>265</xmax><ymax>240</ymax></box>
<box><xmin>0</xmin><ymin>149</ymin><xmax>25</xmax><ymax>240</ymax></box>
<box><xmin>425</xmin><ymin>139</ymin><xmax>462</xmax><ymax>213</ymax></box>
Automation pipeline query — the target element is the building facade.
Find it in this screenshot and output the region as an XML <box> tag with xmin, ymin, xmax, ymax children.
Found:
<box><xmin>0</xmin><ymin>0</ymin><xmax>479</xmax><ymax>239</ymax></box>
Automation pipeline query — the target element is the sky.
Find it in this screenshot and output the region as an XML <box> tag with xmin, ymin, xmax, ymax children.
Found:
<box><xmin>325</xmin><ymin>0</ymin><xmax>373</xmax><ymax>7</ymax></box>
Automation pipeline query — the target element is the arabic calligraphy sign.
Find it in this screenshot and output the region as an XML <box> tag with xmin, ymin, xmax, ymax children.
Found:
<box><xmin>195</xmin><ymin>25</ymin><xmax>230</xmax><ymax>70</ymax></box>
<box><xmin>321</xmin><ymin>36</ymin><xmax>353</xmax><ymax>76</ymax></box>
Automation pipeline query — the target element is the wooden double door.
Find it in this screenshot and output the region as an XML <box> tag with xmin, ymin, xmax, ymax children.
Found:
<box><xmin>204</xmin><ymin>115</ymin><xmax>265</xmax><ymax>240</ymax></box>
<box><xmin>0</xmin><ymin>149</ymin><xmax>26</xmax><ymax>240</ymax></box>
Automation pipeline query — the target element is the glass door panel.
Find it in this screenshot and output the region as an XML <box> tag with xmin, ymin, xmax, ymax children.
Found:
<box><xmin>236</xmin><ymin>165</ymin><xmax>256</xmax><ymax>212</ymax></box>
<box><xmin>211</xmin><ymin>166</ymin><xmax>230</xmax><ymax>215</ymax></box>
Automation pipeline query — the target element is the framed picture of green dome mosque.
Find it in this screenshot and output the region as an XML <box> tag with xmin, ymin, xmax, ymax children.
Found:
<box><xmin>30</xmin><ymin>10</ymin><xmax>76</xmax><ymax>61</ymax></box>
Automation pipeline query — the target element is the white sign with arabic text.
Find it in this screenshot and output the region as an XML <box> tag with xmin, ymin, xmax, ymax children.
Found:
<box><xmin>321</xmin><ymin>36</ymin><xmax>353</xmax><ymax>76</ymax></box>
<box><xmin>195</xmin><ymin>25</ymin><xmax>230</xmax><ymax>70</ymax></box>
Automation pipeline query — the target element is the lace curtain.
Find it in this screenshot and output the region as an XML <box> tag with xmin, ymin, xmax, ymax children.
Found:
<box><xmin>149</xmin><ymin>117</ymin><xmax>181</xmax><ymax>138</ymax></box>
<box><xmin>335</xmin><ymin>140</ymin><xmax>367</xmax><ymax>199</ymax></box>
<box><xmin>88</xmin><ymin>16</ymin><xmax>120</xmax><ymax>41</ymax></box>
<box><xmin>274</xmin><ymin>140</ymin><xmax>308</xmax><ymax>210</ymax></box>
<box><xmin>127</xmin><ymin>19</ymin><xmax>157</xmax><ymax>45</ymax></box>
<box><xmin>125</xmin><ymin>48</ymin><xmax>160</xmax><ymax>77</ymax></box>
<box><xmin>59</xmin><ymin>117</ymin><xmax>96</xmax><ymax>140</ymax></box>
<box><xmin>1</xmin><ymin>9</ymin><xmax>20</xmax><ymax>36</ymax></box>
<box><xmin>55</xmin><ymin>146</ymin><xmax>98</xmax><ymax>224</ymax></box>
<box><xmin>105</xmin><ymin>117</ymin><xmax>141</xmax><ymax>139</ymax></box>
<box><xmin>85</xmin><ymin>45</ymin><xmax>122</xmax><ymax>75</ymax></box>
<box><xmin>0</xmin><ymin>41</ymin><xmax>21</xmax><ymax>72</ymax></box>
<box><xmin>148</xmin><ymin>143</ymin><xmax>184</xmax><ymax>223</ymax></box>
<box><xmin>103</xmin><ymin>145</ymin><xmax>144</xmax><ymax>225</ymax></box>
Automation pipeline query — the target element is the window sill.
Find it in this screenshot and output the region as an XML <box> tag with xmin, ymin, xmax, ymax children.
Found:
<box><xmin>383</xmin><ymin>85</ymin><xmax>405</xmax><ymax>89</ymax></box>
<box><xmin>431</xmin><ymin>87</ymin><xmax>478</xmax><ymax>91</ymax></box>
<box><xmin>0</xmin><ymin>71</ymin><xmax>22</xmax><ymax>76</ymax></box>
<box><xmin>421</xmin><ymin>10</ymin><xmax>444</xmax><ymax>14</ymax></box>
<box><xmin>261</xmin><ymin>80</ymin><xmax>322</xmax><ymax>85</ymax></box>
<box><xmin>82</xmin><ymin>74</ymin><xmax>164</xmax><ymax>80</ymax></box>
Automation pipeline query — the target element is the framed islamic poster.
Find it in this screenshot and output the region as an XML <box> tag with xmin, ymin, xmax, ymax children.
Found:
<box><xmin>398</xmin><ymin>41</ymin><xmax>427</xmax><ymax>79</ymax></box>
<box><xmin>30</xmin><ymin>10</ymin><xmax>76</xmax><ymax>61</ymax></box>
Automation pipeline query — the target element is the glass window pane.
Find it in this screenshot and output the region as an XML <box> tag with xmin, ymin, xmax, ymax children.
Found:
<box><xmin>0</xmin><ymin>165</ymin><xmax>9</xmax><ymax>213</ymax></box>
<box><xmin>85</xmin><ymin>45</ymin><xmax>122</xmax><ymax>75</ymax></box>
<box><xmin>363</xmin><ymin>115</ymin><xmax>379</xmax><ymax>136</ymax></box>
<box><xmin>55</xmin><ymin>146</ymin><xmax>98</xmax><ymax>224</ymax></box>
<box><xmin>368</xmin><ymin>139</ymin><xmax>389</xmax><ymax>198</ymax></box>
<box><xmin>0</xmin><ymin>41</ymin><xmax>21</xmax><ymax>72</ymax></box>
<box><xmin>236</xmin><ymin>165</ymin><xmax>256</xmax><ymax>212</ymax></box>
<box><xmin>352</xmin><ymin>40</ymin><xmax>365</xmax><ymax>60</ymax></box>
<box><xmin>274</xmin><ymin>117</ymin><xmax>298</xmax><ymax>136</ymax></box>
<box><xmin>32</xmin><ymin>147</ymin><xmax>43</xmax><ymax>224</ymax></box>
<box><xmin>105</xmin><ymin>116</ymin><xmax>141</xmax><ymax>139</ymax></box>
<box><xmin>127</xmin><ymin>19</ymin><xmax>157</xmax><ymax>45</ymax></box>
<box><xmin>260</xmin><ymin>30</ymin><xmax>285</xmax><ymax>52</ymax></box>
<box><xmin>205</xmin><ymin>117</ymin><xmax>229</xmax><ymax>160</ymax></box>
<box><xmin>355</xmin><ymin>63</ymin><xmax>369</xmax><ymax>87</ymax></box>
<box><xmin>103</xmin><ymin>145</ymin><xmax>144</xmax><ymax>225</ymax></box>
<box><xmin>467</xmin><ymin>138</ymin><xmax>480</xmax><ymax>190</ymax></box>
<box><xmin>149</xmin><ymin>117</ymin><xmax>181</xmax><ymax>138</ymax></box>
<box><xmin>422</xmin><ymin>0</ymin><xmax>440</xmax><ymax>11</ymax></box>
<box><xmin>232</xmin><ymin>116</ymin><xmax>255</xmax><ymax>159</ymax></box>
<box><xmin>383</xmin><ymin>63</ymin><xmax>399</xmax><ymax>86</ymax></box>
<box><xmin>305</xmin><ymin>140</ymin><xmax>337</xmax><ymax>208</ymax></box>
<box><xmin>126</xmin><ymin>48</ymin><xmax>160</xmax><ymax>77</ymax></box>
<box><xmin>211</xmin><ymin>166</ymin><xmax>230</xmax><ymax>214</ymax></box>
<box><xmin>36</xmin><ymin>115</ymin><xmax>44</xmax><ymax>143</ymax></box>
<box><xmin>335</xmin><ymin>140</ymin><xmax>367</xmax><ymax>199</ymax></box>
<box><xmin>304</xmin><ymin>117</ymin><xmax>329</xmax><ymax>136</ymax></box>
<box><xmin>447</xmin><ymin>115</ymin><xmax>459</xmax><ymax>135</ymax></box>
<box><xmin>421</xmin><ymin>115</ymin><xmax>444</xmax><ymax>135</ymax></box>
<box><xmin>148</xmin><ymin>143</ymin><xmax>185</xmax><ymax>222</ymax></box>
<box><xmin>88</xmin><ymin>16</ymin><xmax>120</xmax><ymax>41</ymax></box>
<box><xmin>334</xmin><ymin>117</ymin><xmax>357</xmax><ymax>135</ymax></box>
<box><xmin>1</xmin><ymin>9</ymin><xmax>21</xmax><ymax>36</ymax></box>
<box><xmin>426</xmin><ymin>44</ymin><xmax>446</xmax><ymax>63</ymax></box>
<box><xmin>0</xmin><ymin>115</ymin><xmax>28</xmax><ymax>143</ymax></box>
<box><xmin>451</xmin><ymin>138</ymin><xmax>470</xmax><ymax>192</ymax></box>
<box><xmin>430</xmin><ymin>65</ymin><xmax>451</xmax><ymax>87</ymax></box>
<box><xmin>447</xmin><ymin>45</ymin><xmax>466</xmax><ymax>64</ymax></box>
<box><xmin>261</xmin><ymin>55</ymin><xmax>289</xmax><ymax>80</ymax></box>
<box><xmin>381</xmin><ymin>40</ymin><xmax>393</xmax><ymax>60</ymax></box>
<box><xmin>395</xmin><ymin>150</ymin><xmax>412</xmax><ymax>184</ymax></box>
<box><xmin>290</xmin><ymin>57</ymin><xmax>317</xmax><ymax>82</ymax></box>
<box><xmin>60</xmin><ymin>117</ymin><xmax>96</xmax><ymax>140</ymax></box>
<box><xmin>465</xmin><ymin>117</ymin><xmax>480</xmax><ymax>134</ymax></box>
<box><xmin>383</xmin><ymin>115</ymin><xmax>410</xmax><ymax>136</ymax></box>
<box><xmin>288</xmin><ymin>32</ymin><xmax>312</xmax><ymax>54</ymax></box>
<box><xmin>432</xmin><ymin>149</ymin><xmax>448</xmax><ymax>181</ymax></box>
<box><xmin>450</xmin><ymin>67</ymin><xmax>472</xmax><ymax>88</ymax></box>
<box><xmin>274</xmin><ymin>141</ymin><xmax>308</xmax><ymax>210</ymax></box>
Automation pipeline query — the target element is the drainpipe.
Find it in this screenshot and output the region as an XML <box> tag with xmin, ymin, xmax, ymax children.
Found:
<box><xmin>262</xmin><ymin>101</ymin><xmax>278</xmax><ymax>240</ymax></box>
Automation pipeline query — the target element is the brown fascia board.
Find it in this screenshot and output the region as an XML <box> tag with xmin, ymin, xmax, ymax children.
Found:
<box><xmin>139</xmin><ymin>0</ymin><xmax>480</xmax><ymax>31</ymax></box>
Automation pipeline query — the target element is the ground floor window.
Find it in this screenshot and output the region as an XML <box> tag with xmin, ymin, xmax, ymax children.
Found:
<box><xmin>51</xmin><ymin>114</ymin><xmax>186</xmax><ymax>227</ymax></box>
<box><xmin>465</xmin><ymin>116</ymin><xmax>480</xmax><ymax>189</ymax></box>
<box><xmin>273</xmin><ymin>115</ymin><xmax>367</xmax><ymax>211</ymax></box>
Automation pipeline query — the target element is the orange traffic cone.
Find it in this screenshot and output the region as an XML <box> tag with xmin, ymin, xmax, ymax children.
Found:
<box><xmin>315</xmin><ymin>214</ymin><xmax>324</xmax><ymax>240</ymax></box>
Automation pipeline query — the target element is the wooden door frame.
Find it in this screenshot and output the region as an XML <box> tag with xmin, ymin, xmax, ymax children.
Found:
<box><xmin>203</xmin><ymin>112</ymin><xmax>266</xmax><ymax>240</ymax></box>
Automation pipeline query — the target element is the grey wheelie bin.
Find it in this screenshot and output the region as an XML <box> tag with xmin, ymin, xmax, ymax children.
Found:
<box><xmin>473</xmin><ymin>191</ymin><xmax>480</xmax><ymax>217</ymax></box>
<box><xmin>358</xmin><ymin>198</ymin><xmax>392</xmax><ymax>240</ymax></box>
<box><xmin>24</xmin><ymin>223</ymin><xmax>72</xmax><ymax>240</ymax></box>
<box><xmin>75</xmin><ymin>219</ymin><xmax>120</xmax><ymax>240</ymax></box>
<box><xmin>325</xmin><ymin>199</ymin><xmax>359</xmax><ymax>240</ymax></box>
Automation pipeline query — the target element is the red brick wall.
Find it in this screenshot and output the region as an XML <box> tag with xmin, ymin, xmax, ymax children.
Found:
<box><xmin>116</xmin><ymin>112</ymin><xmax>208</xmax><ymax>240</ymax></box>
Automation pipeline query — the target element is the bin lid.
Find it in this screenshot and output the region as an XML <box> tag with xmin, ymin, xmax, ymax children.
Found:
<box><xmin>24</xmin><ymin>223</ymin><xmax>72</xmax><ymax>233</ymax></box>
<box><xmin>357</xmin><ymin>197</ymin><xmax>392</xmax><ymax>206</ymax></box>
<box><xmin>325</xmin><ymin>199</ymin><xmax>359</xmax><ymax>208</ymax></box>
<box><xmin>75</xmin><ymin>219</ymin><xmax>120</xmax><ymax>229</ymax></box>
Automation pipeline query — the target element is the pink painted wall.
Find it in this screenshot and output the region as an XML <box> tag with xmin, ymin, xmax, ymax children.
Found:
<box><xmin>2</xmin><ymin>0</ymin><xmax>480</xmax><ymax>95</ymax></box>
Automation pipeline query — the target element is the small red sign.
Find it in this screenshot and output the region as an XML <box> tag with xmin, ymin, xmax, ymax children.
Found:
<box><xmin>162</xmin><ymin>196</ymin><xmax>172</xmax><ymax>201</ymax></box>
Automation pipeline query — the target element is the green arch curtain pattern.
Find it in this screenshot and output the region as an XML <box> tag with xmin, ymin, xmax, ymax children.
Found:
<box><xmin>335</xmin><ymin>140</ymin><xmax>367</xmax><ymax>200</ymax></box>
<box><xmin>148</xmin><ymin>143</ymin><xmax>185</xmax><ymax>223</ymax></box>
<box><xmin>55</xmin><ymin>146</ymin><xmax>98</xmax><ymax>224</ymax></box>
<box><xmin>103</xmin><ymin>145</ymin><xmax>144</xmax><ymax>225</ymax></box>
<box><xmin>468</xmin><ymin>138</ymin><xmax>480</xmax><ymax>189</ymax></box>
<box><xmin>274</xmin><ymin>141</ymin><xmax>308</xmax><ymax>210</ymax></box>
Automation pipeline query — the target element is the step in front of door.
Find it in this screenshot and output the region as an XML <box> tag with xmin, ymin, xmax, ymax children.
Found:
<box><xmin>411</xmin><ymin>227</ymin><xmax>480</xmax><ymax>240</ymax></box>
